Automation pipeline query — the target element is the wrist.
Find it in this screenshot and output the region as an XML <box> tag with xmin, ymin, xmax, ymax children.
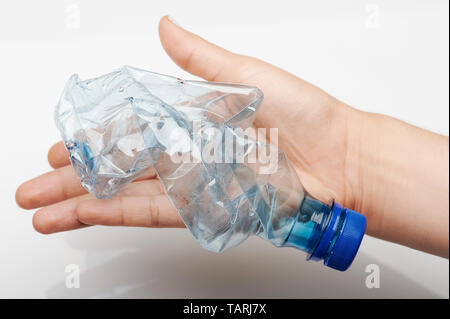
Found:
<box><xmin>345</xmin><ymin>110</ymin><xmax>449</xmax><ymax>257</ymax></box>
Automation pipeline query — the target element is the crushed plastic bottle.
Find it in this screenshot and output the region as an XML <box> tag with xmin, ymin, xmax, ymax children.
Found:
<box><xmin>55</xmin><ymin>66</ymin><xmax>366</xmax><ymax>271</ymax></box>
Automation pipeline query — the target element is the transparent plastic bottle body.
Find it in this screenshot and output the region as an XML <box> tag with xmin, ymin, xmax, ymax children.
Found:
<box><xmin>56</xmin><ymin>66</ymin><xmax>366</xmax><ymax>270</ymax></box>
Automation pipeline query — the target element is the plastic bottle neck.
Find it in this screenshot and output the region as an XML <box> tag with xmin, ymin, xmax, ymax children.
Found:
<box><xmin>283</xmin><ymin>196</ymin><xmax>367</xmax><ymax>271</ymax></box>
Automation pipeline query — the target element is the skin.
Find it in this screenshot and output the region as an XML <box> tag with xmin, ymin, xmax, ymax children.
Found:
<box><xmin>15</xmin><ymin>16</ymin><xmax>449</xmax><ymax>258</ymax></box>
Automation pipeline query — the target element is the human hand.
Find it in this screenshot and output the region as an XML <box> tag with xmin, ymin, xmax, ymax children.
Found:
<box><xmin>16</xmin><ymin>16</ymin><xmax>449</xmax><ymax>257</ymax></box>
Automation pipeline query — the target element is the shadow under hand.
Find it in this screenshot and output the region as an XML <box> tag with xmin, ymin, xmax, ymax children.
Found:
<box><xmin>46</xmin><ymin>226</ymin><xmax>439</xmax><ymax>298</ymax></box>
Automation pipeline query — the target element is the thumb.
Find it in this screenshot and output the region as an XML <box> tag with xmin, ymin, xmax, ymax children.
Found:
<box><xmin>158</xmin><ymin>15</ymin><xmax>258</xmax><ymax>82</ymax></box>
<box><xmin>158</xmin><ymin>15</ymin><xmax>340</xmax><ymax>133</ymax></box>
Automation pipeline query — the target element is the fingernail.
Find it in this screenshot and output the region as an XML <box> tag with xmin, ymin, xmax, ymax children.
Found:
<box><xmin>167</xmin><ymin>15</ymin><xmax>182</xmax><ymax>28</ymax></box>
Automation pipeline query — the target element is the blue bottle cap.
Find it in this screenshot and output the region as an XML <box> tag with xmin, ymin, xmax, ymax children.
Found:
<box><xmin>324</xmin><ymin>207</ymin><xmax>366</xmax><ymax>271</ymax></box>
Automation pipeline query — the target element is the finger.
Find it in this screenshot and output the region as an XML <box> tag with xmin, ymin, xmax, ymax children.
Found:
<box><xmin>158</xmin><ymin>15</ymin><xmax>318</xmax><ymax>132</ymax></box>
<box><xmin>76</xmin><ymin>195</ymin><xmax>184</xmax><ymax>228</ymax></box>
<box><xmin>16</xmin><ymin>165</ymin><xmax>87</xmax><ymax>210</ymax></box>
<box><xmin>159</xmin><ymin>15</ymin><xmax>260</xmax><ymax>83</ymax></box>
<box><xmin>32</xmin><ymin>193</ymin><xmax>92</xmax><ymax>234</ymax></box>
<box><xmin>48</xmin><ymin>141</ymin><xmax>70</xmax><ymax>169</ymax></box>
<box><xmin>17</xmin><ymin>161</ymin><xmax>157</xmax><ymax>210</ymax></box>
<box><xmin>32</xmin><ymin>179</ymin><xmax>175</xmax><ymax>234</ymax></box>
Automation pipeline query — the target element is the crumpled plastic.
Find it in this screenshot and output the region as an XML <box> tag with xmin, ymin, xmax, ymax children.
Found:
<box><xmin>55</xmin><ymin>66</ymin><xmax>307</xmax><ymax>252</ymax></box>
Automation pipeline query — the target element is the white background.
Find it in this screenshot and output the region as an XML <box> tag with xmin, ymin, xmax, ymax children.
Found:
<box><xmin>0</xmin><ymin>0</ymin><xmax>448</xmax><ymax>298</ymax></box>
